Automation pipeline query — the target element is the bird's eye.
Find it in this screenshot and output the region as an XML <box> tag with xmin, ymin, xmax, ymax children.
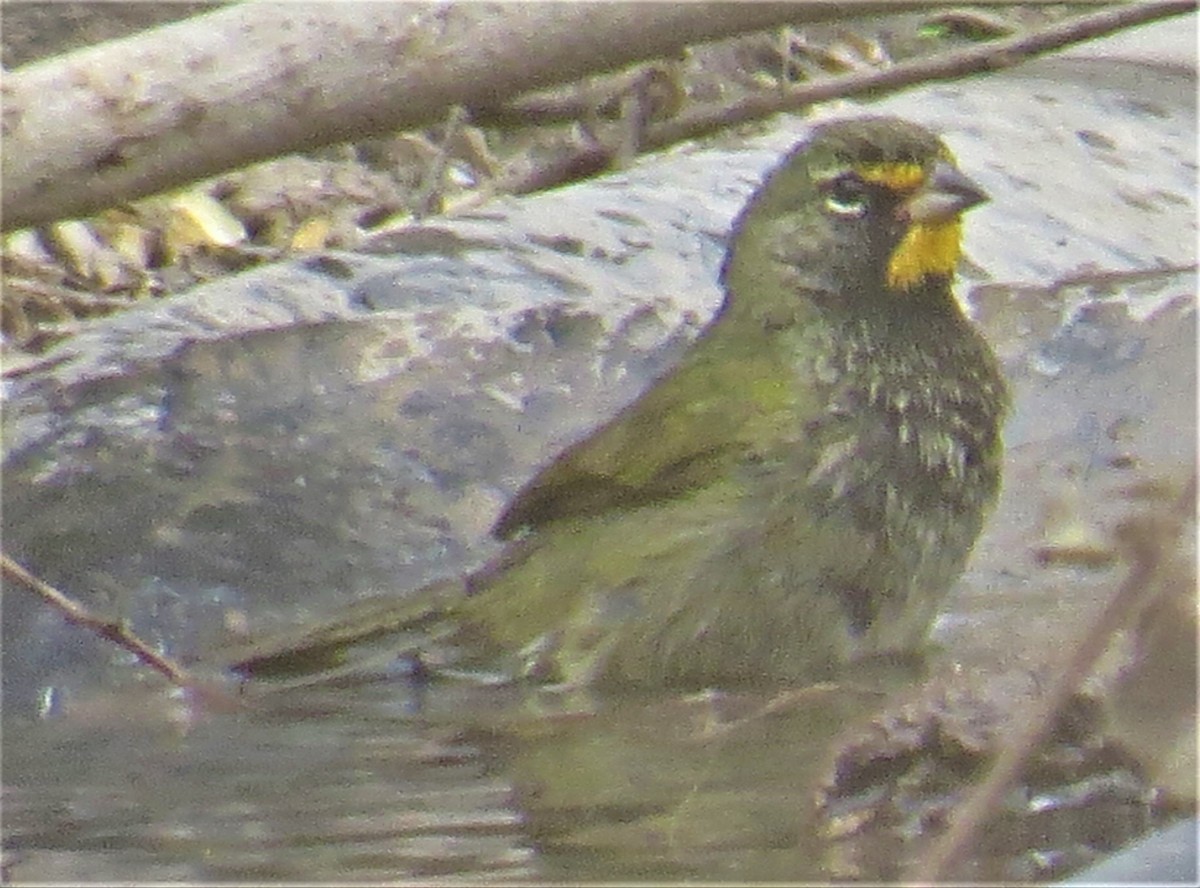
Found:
<box><xmin>823</xmin><ymin>174</ymin><xmax>870</xmax><ymax>218</ymax></box>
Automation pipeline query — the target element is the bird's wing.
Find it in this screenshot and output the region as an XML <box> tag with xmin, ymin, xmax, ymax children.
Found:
<box><xmin>493</xmin><ymin>324</ymin><xmax>802</xmax><ymax>538</ymax></box>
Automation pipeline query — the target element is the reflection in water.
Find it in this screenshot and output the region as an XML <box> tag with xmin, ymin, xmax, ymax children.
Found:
<box><xmin>3</xmin><ymin>668</ymin><xmax>894</xmax><ymax>883</ymax></box>
<box><xmin>6</xmin><ymin>660</ymin><xmax>1182</xmax><ymax>883</ymax></box>
<box><xmin>3</xmin><ymin>681</ymin><xmax>536</xmax><ymax>883</ymax></box>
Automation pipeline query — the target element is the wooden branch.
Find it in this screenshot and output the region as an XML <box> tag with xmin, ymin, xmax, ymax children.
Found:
<box><xmin>2</xmin><ymin>550</ymin><xmax>195</xmax><ymax>688</ymax></box>
<box><xmin>2</xmin><ymin>1</ymin><xmax>1124</xmax><ymax>232</ymax></box>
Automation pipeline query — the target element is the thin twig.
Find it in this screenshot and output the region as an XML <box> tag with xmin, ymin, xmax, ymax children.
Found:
<box><xmin>471</xmin><ymin>0</ymin><xmax>1195</xmax><ymax>200</ymax></box>
<box><xmin>909</xmin><ymin>476</ymin><xmax>1196</xmax><ymax>883</ymax></box>
<box><xmin>2</xmin><ymin>551</ymin><xmax>194</xmax><ymax>688</ymax></box>
<box><xmin>644</xmin><ymin>1</ymin><xmax>1195</xmax><ymax>150</ymax></box>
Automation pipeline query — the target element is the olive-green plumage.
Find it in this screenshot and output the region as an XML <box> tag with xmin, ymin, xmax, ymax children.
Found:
<box><xmin>234</xmin><ymin>117</ymin><xmax>1009</xmax><ymax>689</ymax></box>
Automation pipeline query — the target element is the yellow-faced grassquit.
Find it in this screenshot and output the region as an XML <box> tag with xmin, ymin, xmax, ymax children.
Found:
<box><xmin>233</xmin><ymin>116</ymin><xmax>1010</xmax><ymax>690</ymax></box>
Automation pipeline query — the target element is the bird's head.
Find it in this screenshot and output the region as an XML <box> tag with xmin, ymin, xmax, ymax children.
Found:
<box><xmin>720</xmin><ymin>117</ymin><xmax>988</xmax><ymax>321</ymax></box>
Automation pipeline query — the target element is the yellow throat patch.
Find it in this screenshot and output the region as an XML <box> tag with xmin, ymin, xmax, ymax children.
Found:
<box><xmin>858</xmin><ymin>162</ymin><xmax>964</xmax><ymax>292</ymax></box>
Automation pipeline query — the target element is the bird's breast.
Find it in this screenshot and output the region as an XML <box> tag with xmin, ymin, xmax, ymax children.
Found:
<box><xmin>783</xmin><ymin>315</ymin><xmax>1006</xmax><ymax>553</ymax></box>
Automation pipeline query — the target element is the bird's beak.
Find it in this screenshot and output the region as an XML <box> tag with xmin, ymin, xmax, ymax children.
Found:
<box><xmin>904</xmin><ymin>161</ymin><xmax>989</xmax><ymax>224</ymax></box>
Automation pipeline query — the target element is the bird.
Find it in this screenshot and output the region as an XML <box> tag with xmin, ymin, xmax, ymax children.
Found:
<box><xmin>231</xmin><ymin>116</ymin><xmax>1010</xmax><ymax>691</ymax></box>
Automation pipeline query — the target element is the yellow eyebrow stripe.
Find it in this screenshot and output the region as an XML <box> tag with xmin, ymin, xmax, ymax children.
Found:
<box><xmin>855</xmin><ymin>162</ymin><xmax>926</xmax><ymax>193</ymax></box>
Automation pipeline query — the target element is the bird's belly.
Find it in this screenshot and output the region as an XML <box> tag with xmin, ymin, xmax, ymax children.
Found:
<box><xmin>599</xmin><ymin>446</ymin><xmax>985</xmax><ymax>687</ymax></box>
<box><xmin>467</xmin><ymin>441</ymin><xmax>989</xmax><ymax>690</ymax></box>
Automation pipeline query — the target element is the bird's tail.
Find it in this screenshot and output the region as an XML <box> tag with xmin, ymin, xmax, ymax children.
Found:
<box><xmin>225</xmin><ymin>576</ymin><xmax>467</xmax><ymax>681</ymax></box>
